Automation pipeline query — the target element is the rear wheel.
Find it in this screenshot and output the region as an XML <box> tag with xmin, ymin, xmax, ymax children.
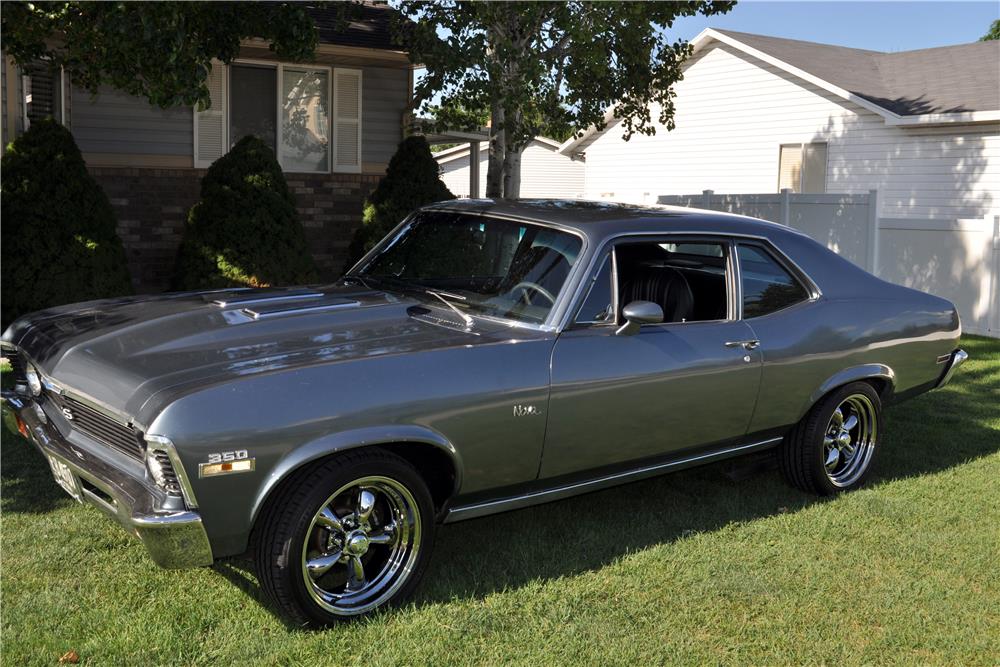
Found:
<box><xmin>779</xmin><ymin>382</ymin><xmax>881</xmax><ymax>495</ymax></box>
<box><xmin>254</xmin><ymin>449</ymin><xmax>434</xmax><ymax>624</ymax></box>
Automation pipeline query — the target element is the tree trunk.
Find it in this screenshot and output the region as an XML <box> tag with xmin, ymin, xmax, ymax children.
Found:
<box><xmin>485</xmin><ymin>99</ymin><xmax>505</xmax><ymax>198</ymax></box>
<box><xmin>502</xmin><ymin>144</ymin><xmax>521</xmax><ymax>199</ymax></box>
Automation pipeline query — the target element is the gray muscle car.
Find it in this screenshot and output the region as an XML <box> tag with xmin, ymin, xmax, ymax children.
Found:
<box><xmin>2</xmin><ymin>199</ymin><xmax>967</xmax><ymax>623</ymax></box>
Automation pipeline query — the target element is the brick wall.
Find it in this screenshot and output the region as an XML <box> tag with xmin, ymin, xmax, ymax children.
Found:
<box><xmin>88</xmin><ymin>167</ymin><xmax>380</xmax><ymax>294</ymax></box>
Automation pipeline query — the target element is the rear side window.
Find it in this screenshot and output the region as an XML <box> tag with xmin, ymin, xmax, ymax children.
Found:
<box><xmin>737</xmin><ymin>244</ymin><xmax>809</xmax><ymax>318</ymax></box>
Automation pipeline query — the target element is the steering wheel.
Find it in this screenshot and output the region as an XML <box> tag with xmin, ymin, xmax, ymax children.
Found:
<box><xmin>511</xmin><ymin>281</ymin><xmax>556</xmax><ymax>306</ymax></box>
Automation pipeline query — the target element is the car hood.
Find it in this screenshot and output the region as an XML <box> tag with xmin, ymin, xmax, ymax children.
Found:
<box><xmin>3</xmin><ymin>284</ymin><xmax>541</xmax><ymax>427</ymax></box>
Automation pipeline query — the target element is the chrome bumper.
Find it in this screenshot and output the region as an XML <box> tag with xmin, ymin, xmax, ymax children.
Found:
<box><xmin>935</xmin><ymin>348</ymin><xmax>969</xmax><ymax>389</ymax></box>
<box><xmin>1</xmin><ymin>391</ymin><xmax>213</xmax><ymax>569</ymax></box>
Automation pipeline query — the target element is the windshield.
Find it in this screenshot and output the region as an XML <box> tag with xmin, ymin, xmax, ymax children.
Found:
<box><xmin>354</xmin><ymin>211</ymin><xmax>583</xmax><ymax>325</ymax></box>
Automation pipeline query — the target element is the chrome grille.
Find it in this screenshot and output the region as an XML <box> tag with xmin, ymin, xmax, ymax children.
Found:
<box><xmin>48</xmin><ymin>393</ymin><xmax>144</xmax><ymax>461</ymax></box>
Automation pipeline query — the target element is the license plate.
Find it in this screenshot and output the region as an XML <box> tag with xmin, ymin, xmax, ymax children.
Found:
<box><xmin>46</xmin><ymin>454</ymin><xmax>82</xmax><ymax>502</ymax></box>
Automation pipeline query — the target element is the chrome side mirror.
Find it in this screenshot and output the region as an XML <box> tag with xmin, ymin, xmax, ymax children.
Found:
<box><xmin>616</xmin><ymin>300</ymin><xmax>664</xmax><ymax>336</ymax></box>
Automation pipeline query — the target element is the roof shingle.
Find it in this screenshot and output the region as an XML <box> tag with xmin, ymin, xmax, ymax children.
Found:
<box><xmin>715</xmin><ymin>29</ymin><xmax>1000</xmax><ymax>115</ymax></box>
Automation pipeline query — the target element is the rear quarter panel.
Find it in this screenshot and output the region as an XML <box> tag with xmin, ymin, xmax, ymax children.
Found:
<box><xmin>746</xmin><ymin>229</ymin><xmax>960</xmax><ymax>433</ymax></box>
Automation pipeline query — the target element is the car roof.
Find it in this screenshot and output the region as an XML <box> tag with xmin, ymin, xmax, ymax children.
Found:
<box><xmin>421</xmin><ymin>198</ymin><xmax>798</xmax><ymax>242</ymax></box>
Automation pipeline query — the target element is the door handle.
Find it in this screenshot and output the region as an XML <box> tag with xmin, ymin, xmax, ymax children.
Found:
<box><xmin>725</xmin><ymin>339</ymin><xmax>760</xmax><ymax>350</ymax></box>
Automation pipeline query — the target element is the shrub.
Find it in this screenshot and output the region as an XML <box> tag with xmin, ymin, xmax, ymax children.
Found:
<box><xmin>173</xmin><ymin>136</ymin><xmax>317</xmax><ymax>290</ymax></box>
<box><xmin>347</xmin><ymin>135</ymin><xmax>455</xmax><ymax>267</ymax></box>
<box><xmin>1</xmin><ymin>118</ymin><xmax>132</xmax><ymax>326</ymax></box>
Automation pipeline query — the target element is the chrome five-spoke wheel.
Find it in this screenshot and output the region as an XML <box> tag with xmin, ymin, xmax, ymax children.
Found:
<box><xmin>302</xmin><ymin>476</ymin><xmax>422</xmax><ymax>616</ymax></box>
<box><xmin>255</xmin><ymin>450</ymin><xmax>434</xmax><ymax>625</ymax></box>
<box><xmin>779</xmin><ymin>381</ymin><xmax>882</xmax><ymax>495</ymax></box>
<box><xmin>822</xmin><ymin>394</ymin><xmax>877</xmax><ymax>488</ymax></box>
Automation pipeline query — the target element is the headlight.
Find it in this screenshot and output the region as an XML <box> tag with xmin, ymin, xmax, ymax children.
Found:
<box><xmin>25</xmin><ymin>365</ymin><xmax>42</xmax><ymax>396</ymax></box>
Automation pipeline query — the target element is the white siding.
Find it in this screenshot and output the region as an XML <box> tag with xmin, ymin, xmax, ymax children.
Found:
<box><xmin>583</xmin><ymin>43</ymin><xmax>999</xmax><ymax>219</ymax></box>
<box><xmin>438</xmin><ymin>140</ymin><xmax>585</xmax><ymax>198</ymax></box>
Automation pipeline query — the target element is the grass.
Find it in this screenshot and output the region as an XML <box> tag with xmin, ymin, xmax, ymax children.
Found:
<box><xmin>2</xmin><ymin>336</ymin><xmax>998</xmax><ymax>665</ymax></box>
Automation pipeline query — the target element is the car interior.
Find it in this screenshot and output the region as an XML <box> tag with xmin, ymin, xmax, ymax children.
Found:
<box><xmin>615</xmin><ymin>241</ymin><xmax>730</xmax><ymax>323</ymax></box>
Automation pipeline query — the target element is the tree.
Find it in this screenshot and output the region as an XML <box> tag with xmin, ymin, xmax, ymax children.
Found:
<box><xmin>398</xmin><ymin>1</ymin><xmax>736</xmax><ymax>199</ymax></box>
<box><xmin>1</xmin><ymin>119</ymin><xmax>132</xmax><ymax>325</ymax></box>
<box><xmin>0</xmin><ymin>2</ymin><xmax>331</xmax><ymax>109</ymax></box>
<box><xmin>173</xmin><ymin>136</ymin><xmax>317</xmax><ymax>290</ymax></box>
<box><xmin>347</xmin><ymin>136</ymin><xmax>455</xmax><ymax>266</ymax></box>
<box><xmin>982</xmin><ymin>19</ymin><xmax>1000</xmax><ymax>41</ymax></box>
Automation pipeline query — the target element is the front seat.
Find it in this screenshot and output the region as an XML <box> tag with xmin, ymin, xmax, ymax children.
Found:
<box><xmin>620</xmin><ymin>266</ymin><xmax>694</xmax><ymax>323</ymax></box>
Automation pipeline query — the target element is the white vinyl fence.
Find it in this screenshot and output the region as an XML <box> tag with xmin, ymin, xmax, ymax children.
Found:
<box><xmin>657</xmin><ymin>189</ymin><xmax>1000</xmax><ymax>338</ymax></box>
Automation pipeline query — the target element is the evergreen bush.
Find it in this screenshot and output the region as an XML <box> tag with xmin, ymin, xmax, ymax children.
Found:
<box><xmin>173</xmin><ymin>136</ymin><xmax>317</xmax><ymax>290</ymax></box>
<box><xmin>1</xmin><ymin>118</ymin><xmax>132</xmax><ymax>325</ymax></box>
<box><xmin>347</xmin><ymin>135</ymin><xmax>455</xmax><ymax>266</ymax></box>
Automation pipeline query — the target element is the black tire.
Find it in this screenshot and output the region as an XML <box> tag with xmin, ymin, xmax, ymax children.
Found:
<box><xmin>779</xmin><ymin>381</ymin><xmax>882</xmax><ymax>495</ymax></box>
<box><xmin>254</xmin><ymin>448</ymin><xmax>435</xmax><ymax>625</ymax></box>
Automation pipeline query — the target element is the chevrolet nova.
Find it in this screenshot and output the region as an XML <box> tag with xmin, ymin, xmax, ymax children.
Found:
<box><xmin>1</xmin><ymin>199</ymin><xmax>967</xmax><ymax>623</ymax></box>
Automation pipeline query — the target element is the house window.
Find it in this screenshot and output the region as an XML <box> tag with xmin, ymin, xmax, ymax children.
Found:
<box><xmin>230</xmin><ymin>64</ymin><xmax>277</xmax><ymax>154</ymax></box>
<box><xmin>195</xmin><ymin>61</ymin><xmax>359</xmax><ymax>173</ymax></box>
<box><xmin>21</xmin><ymin>62</ymin><xmax>65</xmax><ymax>127</ymax></box>
<box><xmin>778</xmin><ymin>142</ymin><xmax>827</xmax><ymax>193</ymax></box>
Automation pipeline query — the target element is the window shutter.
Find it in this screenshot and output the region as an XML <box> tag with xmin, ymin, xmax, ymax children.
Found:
<box><xmin>194</xmin><ymin>62</ymin><xmax>227</xmax><ymax>168</ymax></box>
<box><xmin>777</xmin><ymin>144</ymin><xmax>802</xmax><ymax>193</ymax></box>
<box><xmin>333</xmin><ymin>68</ymin><xmax>362</xmax><ymax>173</ymax></box>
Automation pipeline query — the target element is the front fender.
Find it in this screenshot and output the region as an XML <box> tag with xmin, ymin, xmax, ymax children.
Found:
<box><xmin>247</xmin><ymin>423</ymin><xmax>463</xmax><ymax>532</ymax></box>
<box><xmin>801</xmin><ymin>363</ymin><xmax>895</xmax><ymax>419</ymax></box>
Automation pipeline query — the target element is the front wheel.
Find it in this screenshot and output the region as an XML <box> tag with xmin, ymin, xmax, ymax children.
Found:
<box><xmin>254</xmin><ymin>449</ymin><xmax>434</xmax><ymax>624</ymax></box>
<box><xmin>779</xmin><ymin>382</ymin><xmax>882</xmax><ymax>495</ymax></box>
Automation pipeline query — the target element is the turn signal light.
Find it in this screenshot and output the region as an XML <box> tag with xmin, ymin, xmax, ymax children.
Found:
<box><xmin>199</xmin><ymin>459</ymin><xmax>255</xmax><ymax>478</ymax></box>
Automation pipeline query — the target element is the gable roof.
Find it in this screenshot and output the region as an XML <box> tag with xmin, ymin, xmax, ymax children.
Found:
<box><xmin>561</xmin><ymin>29</ymin><xmax>1000</xmax><ymax>156</ymax></box>
<box><xmin>433</xmin><ymin>137</ymin><xmax>564</xmax><ymax>164</ymax></box>
<box><xmin>713</xmin><ymin>29</ymin><xmax>999</xmax><ymax>117</ymax></box>
<box><xmin>308</xmin><ymin>2</ymin><xmax>405</xmax><ymax>52</ymax></box>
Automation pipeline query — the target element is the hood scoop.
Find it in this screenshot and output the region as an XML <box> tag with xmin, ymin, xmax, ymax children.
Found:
<box><xmin>209</xmin><ymin>288</ymin><xmax>323</xmax><ymax>308</ymax></box>
<box><xmin>243</xmin><ymin>297</ymin><xmax>361</xmax><ymax>320</ymax></box>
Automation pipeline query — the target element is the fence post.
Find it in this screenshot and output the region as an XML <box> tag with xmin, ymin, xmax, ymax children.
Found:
<box><xmin>867</xmin><ymin>189</ymin><xmax>880</xmax><ymax>275</ymax></box>
<box><xmin>780</xmin><ymin>188</ymin><xmax>792</xmax><ymax>226</ymax></box>
<box><xmin>702</xmin><ymin>189</ymin><xmax>714</xmax><ymax>210</ymax></box>
<box><xmin>991</xmin><ymin>213</ymin><xmax>1000</xmax><ymax>336</ymax></box>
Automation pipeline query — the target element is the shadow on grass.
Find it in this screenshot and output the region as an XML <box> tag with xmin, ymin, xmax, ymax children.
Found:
<box><xmin>2</xmin><ymin>337</ymin><xmax>997</xmax><ymax>625</ymax></box>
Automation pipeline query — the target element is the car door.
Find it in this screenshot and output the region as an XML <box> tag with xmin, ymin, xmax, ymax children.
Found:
<box><xmin>540</xmin><ymin>236</ymin><xmax>762</xmax><ymax>479</ymax></box>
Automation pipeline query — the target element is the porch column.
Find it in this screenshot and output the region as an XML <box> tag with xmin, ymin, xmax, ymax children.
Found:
<box><xmin>469</xmin><ymin>141</ymin><xmax>480</xmax><ymax>198</ymax></box>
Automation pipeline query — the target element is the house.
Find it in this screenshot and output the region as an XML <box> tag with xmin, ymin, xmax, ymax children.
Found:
<box><xmin>434</xmin><ymin>137</ymin><xmax>585</xmax><ymax>199</ymax></box>
<box><xmin>562</xmin><ymin>28</ymin><xmax>999</xmax><ymax>221</ymax></box>
<box><xmin>1</xmin><ymin>4</ymin><xmax>415</xmax><ymax>291</ymax></box>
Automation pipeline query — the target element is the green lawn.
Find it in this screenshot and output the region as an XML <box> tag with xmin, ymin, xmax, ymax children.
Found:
<box><xmin>2</xmin><ymin>336</ymin><xmax>998</xmax><ymax>665</ymax></box>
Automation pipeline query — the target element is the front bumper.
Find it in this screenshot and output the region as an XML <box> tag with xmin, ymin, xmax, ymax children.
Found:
<box><xmin>2</xmin><ymin>391</ymin><xmax>213</xmax><ymax>569</ymax></box>
<box><xmin>935</xmin><ymin>348</ymin><xmax>969</xmax><ymax>389</ymax></box>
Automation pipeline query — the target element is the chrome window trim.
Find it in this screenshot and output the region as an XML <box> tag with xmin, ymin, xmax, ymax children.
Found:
<box><xmin>572</xmin><ymin>252</ymin><xmax>615</xmax><ymax>326</ymax></box>
<box><xmin>145</xmin><ymin>434</ymin><xmax>200</xmax><ymax>509</ymax></box>
<box><xmin>734</xmin><ymin>240</ymin><xmax>819</xmax><ymax>320</ymax></box>
<box><xmin>558</xmin><ymin>230</ymin><xmax>823</xmax><ymax>332</ymax></box>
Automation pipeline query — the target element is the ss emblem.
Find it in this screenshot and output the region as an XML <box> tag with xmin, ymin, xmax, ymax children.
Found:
<box><xmin>61</xmin><ymin>407</ymin><xmax>74</xmax><ymax>421</ymax></box>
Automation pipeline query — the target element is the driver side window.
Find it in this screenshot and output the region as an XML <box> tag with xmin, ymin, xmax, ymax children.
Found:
<box><xmin>575</xmin><ymin>254</ymin><xmax>615</xmax><ymax>324</ymax></box>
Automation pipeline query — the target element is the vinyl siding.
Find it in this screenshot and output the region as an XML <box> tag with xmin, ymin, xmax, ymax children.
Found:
<box><xmin>362</xmin><ymin>66</ymin><xmax>407</xmax><ymax>167</ymax></box>
<box><xmin>70</xmin><ymin>66</ymin><xmax>406</xmax><ymax>167</ymax></box>
<box><xmin>439</xmin><ymin>140</ymin><xmax>585</xmax><ymax>198</ymax></box>
<box><xmin>71</xmin><ymin>84</ymin><xmax>192</xmax><ymax>156</ymax></box>
<box><xmin>582</xmin><ymin>43</ymin><xmax>999</xmax><ymax>219</ymax></box>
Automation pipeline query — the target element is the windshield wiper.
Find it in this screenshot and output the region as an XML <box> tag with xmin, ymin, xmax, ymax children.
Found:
<box><xmin>424</xmin><ymin>290</ymin><xmax>474</xmax><ymax>329</ymax></box>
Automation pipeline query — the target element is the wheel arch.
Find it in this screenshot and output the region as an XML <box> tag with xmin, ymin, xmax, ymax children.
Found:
<box><xmin>248</xmin><ymin>425</ymin><xmax>463</xmax><ymax>536</ymax></box>
<box><xmin>800</xmin><ymin>363</ymin><xmax>895</xmax><ymax>421</ymax></box>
